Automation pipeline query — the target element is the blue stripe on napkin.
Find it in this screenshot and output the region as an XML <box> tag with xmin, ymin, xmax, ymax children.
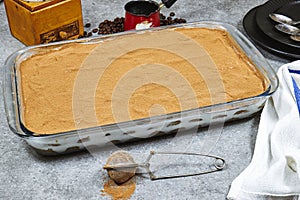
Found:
<box><xmin>289</xmin><ymin>69</ymin><xmax>300</xmax><ymax>75</ymax></box>
<box><xmin>292</xmin><ymin>77</ymin><xmax>300</xmax><ymax>116</ymax></box>
<box><xmin>289</xmin><ymin>69</ymin><xmax>300</xmax><ymax>115</ymax></box>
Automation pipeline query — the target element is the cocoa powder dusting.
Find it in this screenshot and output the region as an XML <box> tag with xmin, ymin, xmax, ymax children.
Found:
<box><xmin>102</xmin><ymin>178</ymin><xmax>136</xmax><ymax>200</ymax></box>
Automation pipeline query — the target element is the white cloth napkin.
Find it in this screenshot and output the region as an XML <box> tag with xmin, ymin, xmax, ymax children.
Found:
<box><xmin>227</xmin><ymin>60</ymin><xmax>300</xmax><ymax>200</ymax></box>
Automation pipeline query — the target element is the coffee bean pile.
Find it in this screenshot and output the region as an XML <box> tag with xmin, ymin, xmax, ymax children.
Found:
<box><xmin>160</xmin><ymin>12</ymin><xmax>187</xmax><ymax>26</ymax></box>
<box><xmin>82</xmin><ymin>17</ymin><xmax>124</xmax><ymax>38</ymax></box>
<box><xmin>98</xmin><ymin>17</ymin><xmax>125</xmax><ymax>34</ymax></box>
<box><xmin>82</xmin><ymin>12</ymin><xmax>186</xmax><ymax>38</ymax></box>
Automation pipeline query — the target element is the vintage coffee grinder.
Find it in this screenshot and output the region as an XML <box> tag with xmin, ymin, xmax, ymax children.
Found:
<box><xmin>4</xmin><ymin>0</ymin><xmax>84</xmax><ymax>45</ymax></box>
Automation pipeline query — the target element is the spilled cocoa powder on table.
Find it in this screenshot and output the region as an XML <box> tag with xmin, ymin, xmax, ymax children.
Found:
<box><xmin>101</xmin><ymin>151</ymin><xmax>138</xmax><ymax>199</ymax></box>
<box><xmin>101</xmin><ymin>178</ymin><xmax>136</xmax><ymax>200</ymax></box>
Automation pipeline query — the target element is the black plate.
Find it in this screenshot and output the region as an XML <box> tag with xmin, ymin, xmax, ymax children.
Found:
<box><xmin>255</xmin><ymin>0</ymin><xmax>300</xmax><ymax>48</ymax></box>
<box><xmin>243</xmin><ymin>5</ymin><xmax>300</xmax><ymax>59</ymax></box>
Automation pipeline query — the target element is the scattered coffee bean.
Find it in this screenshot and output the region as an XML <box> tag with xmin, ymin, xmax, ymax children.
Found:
<box><xmin>170</xmin><ymin>12</ymin><xmax>175</xmax><ymax>17</ymax></box>
<box><xmin>84</xmin><ymin>23</ymin><xmax>91</xmax><ymax>28</ymax></box>
<box><xmin>87</xmin><ymin>32</ymin><xmax>93</xmax><ymax>37</ymax></box>
<box><xmin>180</xmin><ymin>19</ymin><xmax>187</xmax><ymax>23</ymax></box>
<box><xmin>92</xmin><ymin>28</ymin><xmax>99</xmax><ymax>33</ymax></box>
<box><xmin>160</xmin><ymin>13</ymin><xmax>166</xmax><ymax>20</ymax></box>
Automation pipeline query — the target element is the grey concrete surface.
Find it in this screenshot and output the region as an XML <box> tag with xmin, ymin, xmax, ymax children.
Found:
<box><xmin>0</xmin><ymin>0</ymin><xmax>293</xmax><ymax>199</ymax></box>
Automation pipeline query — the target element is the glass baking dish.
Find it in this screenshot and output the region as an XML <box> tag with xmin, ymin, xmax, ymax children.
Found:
<box><xmin>3</xmin><ymin>21</ymin><xmax>278</xmax><ymax>155</ymax></box>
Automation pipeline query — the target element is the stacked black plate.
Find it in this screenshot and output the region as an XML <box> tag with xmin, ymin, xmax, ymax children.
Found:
<box><xmin>243</xmin><ymin>0</ymin><xmax>300</xmax><ymax>59</ymax></box>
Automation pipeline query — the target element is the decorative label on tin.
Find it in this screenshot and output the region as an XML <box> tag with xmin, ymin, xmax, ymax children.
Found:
<box><xmin>40</xmin><ymin>20</ymin><xmax>79</xmax><ymax>44</ymax></box>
